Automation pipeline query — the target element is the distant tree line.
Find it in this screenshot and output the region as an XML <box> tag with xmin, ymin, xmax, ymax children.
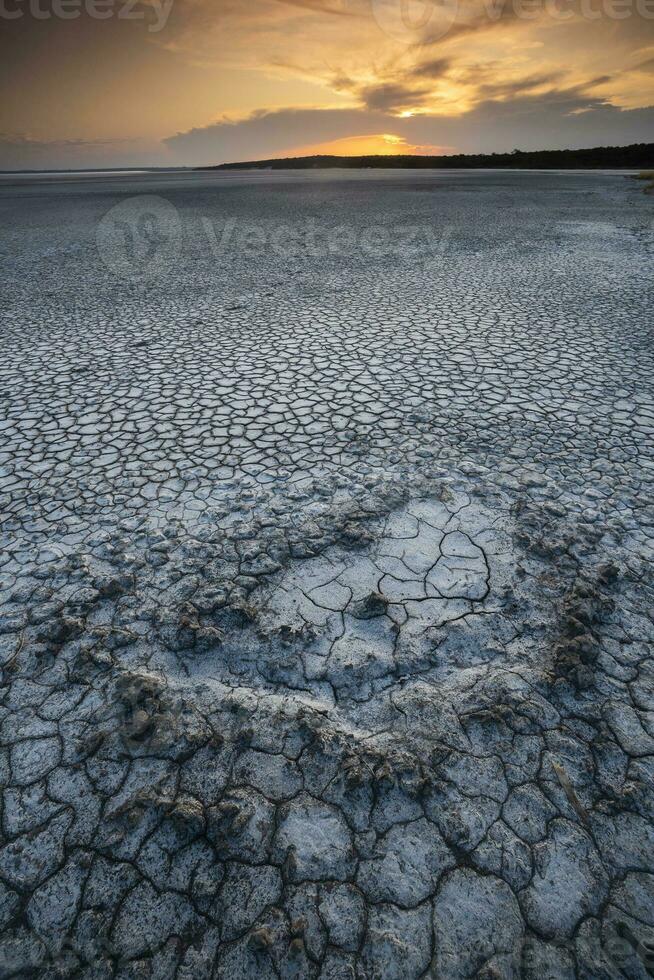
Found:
<box><xmin>199</xmin><ymin>143</ymin><xmax>654</xmax><ymax>171</ymax></box>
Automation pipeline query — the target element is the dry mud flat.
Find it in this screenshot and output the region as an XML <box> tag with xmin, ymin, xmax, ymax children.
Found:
<box><xmin>0</xmin><ymin>170</ymin><xmax>653</xmax><ymax>978</ymax></box>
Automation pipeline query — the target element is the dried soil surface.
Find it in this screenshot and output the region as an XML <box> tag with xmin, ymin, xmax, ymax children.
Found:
<box><xmin>0</xmin><ymin>169</ymin><xmax>652</xmax><ymax>978</ymax></box>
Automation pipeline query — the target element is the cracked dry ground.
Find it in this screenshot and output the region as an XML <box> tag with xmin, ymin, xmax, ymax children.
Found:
<box><xmin>0</xmin><ymin>170</ymin><xmax>653</xmax><ymax>979</ymax></box>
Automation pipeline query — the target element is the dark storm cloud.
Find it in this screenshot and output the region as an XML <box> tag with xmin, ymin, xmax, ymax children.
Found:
<box><xmin>465</xmin><ymin>70</ymin><xmax>563</xmax><ymax>96</ymax></box>
<box><xmin>471</xmin><ymin>74</ymin><xmax>613</xmax><ymax>108</ymax></box>
<box><xmin>165</xmin><ymin>108</ymin><xmax>378</xmax><ymax>164</ymax></box>
<box><xmin>358</xmin><ymin>82</ymin><xmax>433</xmax><ymax>110</ymax></box>
<box><xmin>164</xmin><ymin>98</ymin><xmax>654</xmax><ymax>164</ymax></box>
<box><xmin>409</xmin><ymin>57</ymin><xmax>452</xmax><ymax>78</ymax></box>
<box><xmin>330</xmin><ymin>56</ymin><xmax>452</xmax><ymax>112</ymax></box>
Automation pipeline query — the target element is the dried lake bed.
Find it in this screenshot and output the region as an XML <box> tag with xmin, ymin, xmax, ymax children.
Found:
<box><xmin>0</xmin><ymin>169</ymin><xmax>653</xmax><ymax>978</ymax></box>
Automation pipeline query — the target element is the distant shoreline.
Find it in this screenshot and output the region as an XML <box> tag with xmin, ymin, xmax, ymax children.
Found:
<box><xmin>197</xmin><ymin>142</ymin><xmax>654</xmax><ymax>172</ymax></box>
<box><xmin>0</xmin><ymin>167</ymin><xmax>188</xmax><ymax>176</ymax></box>
<box><xmin>2</xmin><ymin>142</ymin><xmax>651</xmax><ymax>176</ymax></box>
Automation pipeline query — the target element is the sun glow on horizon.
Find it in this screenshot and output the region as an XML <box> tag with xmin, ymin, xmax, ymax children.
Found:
<box><xmin>280</xmin><ymin>132</ymin><xmax>454</xmax><ymax>157</ymax></box>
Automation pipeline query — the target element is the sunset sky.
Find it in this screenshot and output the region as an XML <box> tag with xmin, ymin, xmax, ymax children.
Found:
<box><xmin>1</xmin><ymin>0</ymin><xmax>653</xmax><ymax>168</ymax></box>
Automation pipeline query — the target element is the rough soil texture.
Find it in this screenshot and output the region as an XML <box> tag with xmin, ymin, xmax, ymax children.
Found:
<box><xmin>0</xmin><ymin>170</ymin><xmax>652</xmax><ymax>978</ymax></box>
